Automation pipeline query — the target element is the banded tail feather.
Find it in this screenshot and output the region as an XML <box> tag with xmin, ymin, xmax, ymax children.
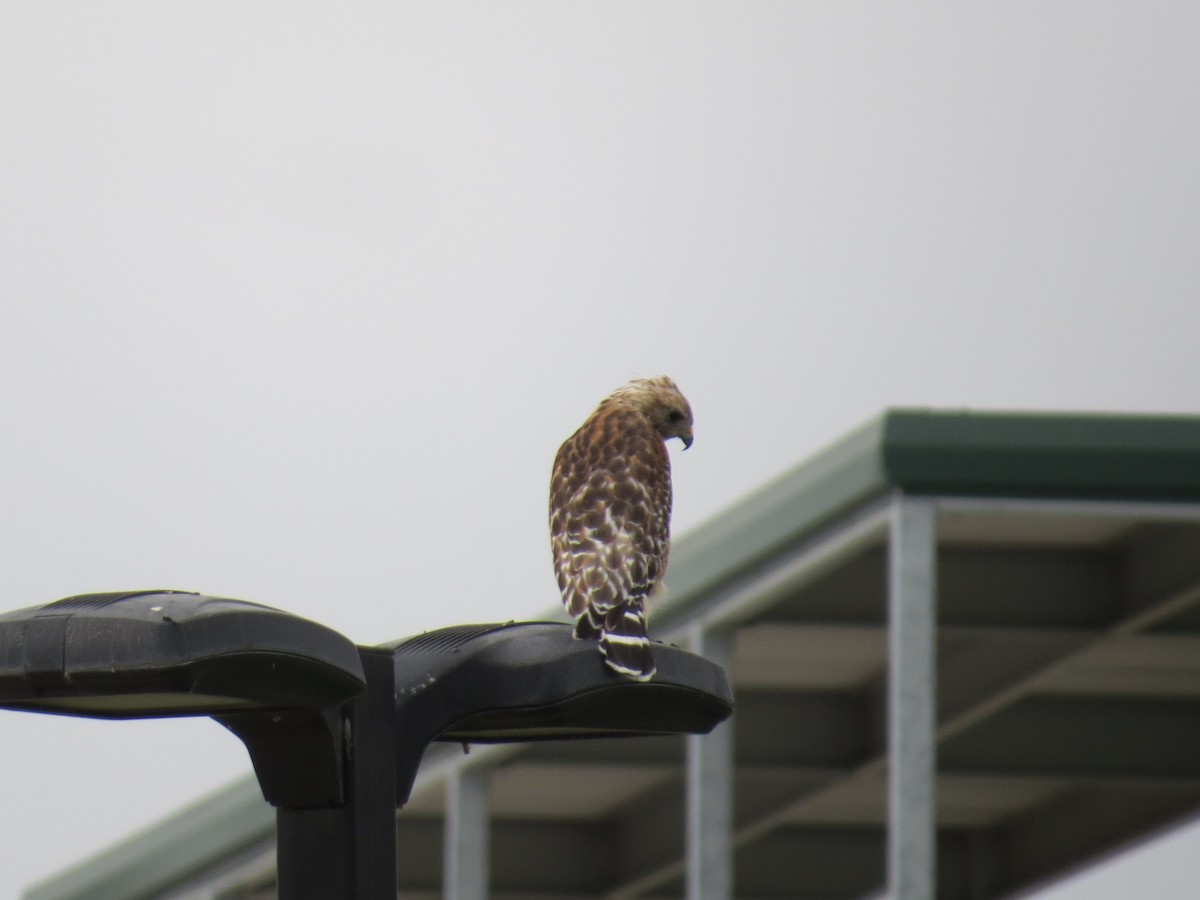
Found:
<box><xmin>598</xmin><ymin>601</ymin><xmax>656</xmax><ymax>682</ymax></box>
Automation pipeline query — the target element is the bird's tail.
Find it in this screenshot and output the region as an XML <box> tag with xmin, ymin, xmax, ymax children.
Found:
<box><xmin>598</xmin><ymin>600</ymin><xmax>656</xmax><ymax>682</ymax></box>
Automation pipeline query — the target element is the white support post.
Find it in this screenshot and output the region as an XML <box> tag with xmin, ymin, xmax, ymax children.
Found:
<box><xmin>444</xmin><ymin>767</ymin><xmax>490</xmax><ymax>900</ymax></box>
<box><xmin>686</xmin><ymin>626</ymin><xmax>734</xmax><ymax>900</ymax></box>
<box><xmin>888</xmin><ymin>494</ymin><xmax>938</xmax><ymax>900</ymax></box>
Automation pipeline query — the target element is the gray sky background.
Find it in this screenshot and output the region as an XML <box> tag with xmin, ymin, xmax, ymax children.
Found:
<box><xmin>2</xmin><ymin>4</ymin><xmax>1198</xmax><ymax>897</ymax></box>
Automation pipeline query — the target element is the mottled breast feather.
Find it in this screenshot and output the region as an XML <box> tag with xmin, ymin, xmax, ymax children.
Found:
<box><xmin>550</xmin><ymin>406</ymin><xmax>672</xmax><ymax>623</ymax></box>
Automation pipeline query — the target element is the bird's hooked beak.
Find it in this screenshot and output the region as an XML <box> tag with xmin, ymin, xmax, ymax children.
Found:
<box><xmin>680</xmin><ymin>427</ymin><xmax>694</xmax><ymax>450</ymax></box>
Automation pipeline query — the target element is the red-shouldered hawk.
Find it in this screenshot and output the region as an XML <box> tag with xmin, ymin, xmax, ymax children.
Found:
<box><xmin>550</xmin><ymin>376</ymin><xmax>694</xmax><ymax>681</ymax></box>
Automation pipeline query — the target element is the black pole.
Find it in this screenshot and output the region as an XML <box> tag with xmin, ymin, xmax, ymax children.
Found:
<box><xmin>276</xmin><ymin>648</ymin><xmax>398</xmax><ymax>899</ymax></box>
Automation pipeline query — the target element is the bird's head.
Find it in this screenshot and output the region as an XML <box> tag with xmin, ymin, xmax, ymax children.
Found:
<box><xmin>613</xmin><ymin>376</ymin><xmax>694</xmax><ymax>449</ymax></box>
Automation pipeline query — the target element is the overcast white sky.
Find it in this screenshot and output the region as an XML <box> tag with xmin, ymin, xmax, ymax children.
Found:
<box><xmin>2</xmin><ymin>4</ymin><xmax>1198</xmax><ymax>898</ymax></box>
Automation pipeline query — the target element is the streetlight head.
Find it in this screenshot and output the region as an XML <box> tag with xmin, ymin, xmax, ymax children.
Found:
<box><xmin>0</xmin><ymin>590</ymin><xmax>365</xmax><ymax>718</ymax></box>
<box><xmin>380</xmin><ymin>621</ymin><xmax>734</xmax><ymax>804</ymax></box>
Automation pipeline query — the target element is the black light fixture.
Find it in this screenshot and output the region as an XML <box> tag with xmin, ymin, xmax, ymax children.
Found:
<box><xmin>0</xmin><ymin>591</ymin><xmax>734</xmax><ymax>899</ymax></box>
<box><xmin>278</xmin><ymin>621</ymin><xmax>733</xmax><ymax>898</ymax></box>
<box><xmin>385</xmin><ymin>621</ymin><xmax>733</xmax><ymax>803</ymax></box>
<box><xmin>0</xmin><ymin>590</ymin><xmax>366</xmax><ymax>716</ymax></box>
<box><xmin>0</xmin><ymin>590</ymin><xmax>367</xmax><ymax>807</ymax></box>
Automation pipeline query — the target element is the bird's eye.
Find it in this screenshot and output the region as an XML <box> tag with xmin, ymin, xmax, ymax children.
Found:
<box><xmin>668</xmin><ymin>410</ymin><xmax>686</xmax><ymax>423</ymax></box>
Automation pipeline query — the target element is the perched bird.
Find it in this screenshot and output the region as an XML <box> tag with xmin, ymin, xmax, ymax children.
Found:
<box><xmin>550</xmin><ymin>376</ymin><xmax>694</xmax><ymax>681</ymax></box>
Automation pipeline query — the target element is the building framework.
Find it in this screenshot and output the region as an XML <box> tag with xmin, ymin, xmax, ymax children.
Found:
<box><xmin>26</xmin><ymin>409</ymin><xmax>1200</xmax><ymax>899</ymax></box>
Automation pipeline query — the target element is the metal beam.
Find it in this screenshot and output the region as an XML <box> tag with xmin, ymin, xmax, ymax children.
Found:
<box><xmin>686</xmin><ymin>627</ymin><xmax>735</xmax><ymax>900</ymax></box>
<box><xmin>888</xmin><ymin>494</ymin><xmax>937</xmax><ymax>900</ymax></box>
<box><xmin>934</xmin><ymin>495</ymin><xmax>1200</xmax><ymax>523</ymax></box>
<box><xmin>444</xmin><ymin>768</ymin><xmax>490</xmax><ymax>900</ymax></box>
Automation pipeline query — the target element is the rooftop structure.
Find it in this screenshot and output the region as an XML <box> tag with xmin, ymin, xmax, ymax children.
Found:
<box><xmin>25</xmin><ymin>408</ymin><xmax>1200</xmax><ymax>899</ymax></box>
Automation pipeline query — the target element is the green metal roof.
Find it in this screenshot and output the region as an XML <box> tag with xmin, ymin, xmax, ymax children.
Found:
<box><xmin>881</xmin><ymin>409</ymin><xmax>1200</xmax><ymax>498</ymax></box>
